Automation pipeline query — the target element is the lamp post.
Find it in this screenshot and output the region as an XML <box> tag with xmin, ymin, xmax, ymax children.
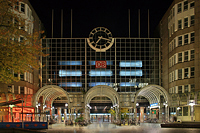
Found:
<box><xmin>9</xmin><ymin>105</ymin><xmax>15</xmax><ymax>122</ymax></box>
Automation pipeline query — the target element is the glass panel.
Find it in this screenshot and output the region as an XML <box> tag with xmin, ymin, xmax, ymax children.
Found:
<box><xmin>183</xmin><ymin>106</ymin><xmax>188</xmax><ymax>116</ymax></box>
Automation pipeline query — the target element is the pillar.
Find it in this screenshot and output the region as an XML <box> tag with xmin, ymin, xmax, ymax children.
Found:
<box><xmin>68</xmin><ymin>108</ymin><xmax>71</xmax><ymax>120</ymax></box>
<box><xmin>158</xmin><ymin>104</ymin><xmax>163</xmax><ymax>123</ymax></box>
<box><xmin>64</xmin><ymin>109</ymin><xmax>67</xmax><ymax>121</ymax></box>
<box><xmin>57</xmin><ymin>107</ymin><xmax>61</xmax><ymax>123</ymax></box>
<box><xmin>140</xmin><ymin>107</ymin><xmax>144</xmax><ymax>122</ymax></box>
<box><xmin>165</xmin><ymin>105</ymin><xmax>169</xmax><ymax>122</ymax></box>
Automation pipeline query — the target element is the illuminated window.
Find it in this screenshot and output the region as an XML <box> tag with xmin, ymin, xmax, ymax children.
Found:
<box><xmin>89</xmin><ymin>82</ymin><xmax>112</xmax><ymax>87</ymax></box>
<box><xmin>59</xmin><ymin>82</ymin><xmax>82</xmax><ymax>87</ymax></box>
<box><xmin>89</xmin><ymin>70</ymin><xmax>113</xmax><ymax>76</ymax></box>
<box><xmin>120</xmin><ymin>70</ymin><xmax>142</xmax><ymax>76</ymax></box>
<box><xmin>120</xmin><ymin>82</ymin><xmax>139</xmax><ymax>87</ymax></box>
<box><xmin>119</xmin><ymin>61</ymin><xmax>142</xmax><ymax>67</ymax></box>
<box><xmin>59</xmin><ymin>70</ymin><xmax>82</xmax><ymax>77</ymax></box>
<box><xmin>58</xmin><ymin>61</ymin><xmax>82</xmax><ymax>65</ymax></box>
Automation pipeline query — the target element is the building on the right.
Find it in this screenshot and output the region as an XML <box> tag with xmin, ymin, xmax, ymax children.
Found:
<box><xmin>158</xmin><ymin>0</ymin><xmax>199</xmax><ymax>121</ymax></box>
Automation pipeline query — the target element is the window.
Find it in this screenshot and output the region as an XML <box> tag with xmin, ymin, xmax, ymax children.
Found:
<box><xmin>178</xmin><ymin>36</ymin><xmax>182</xmax><ymax>46</ymax></box>
<box><xmin>178</xmin><ymin>53</ymin><xmax>182</xmax><ymax>63</ymax></box>
<box><xmin>184</xmin><ymin>1</ymin><xmax>188</xmax><ymax>10</ymax></box>
<box><xmin>21</xmin><ymin>3</ymin><xmax>25</xmax><ymax>13</ymax></box>
<box><xmin>191</xmin><ymin>84</ymin><xmax>195</xmax><ymax>92</ymax></box>
<box><xmin>20</xmin><ymin>74</ymin><xmax>24</xmax><ymax>81</ymax></box>
<box><xmin>169</xmin><ymin>58</ymin><xmax>171</xmax><ymax>67</ymax></box>
<box><xmin>184</xmin><ymin>85</ymin><xmax>189</xmax><ymax>93</ymax></box>
<box><xmin>174</xmin><ymin>54</ymin><xmax>176</xmax><ymax>64</ymax></box>
<box><xmin>178</xmin><ymin>3</ymin><xmax>182</xmax><ymax>13</ymax></box>
<box><xmin>183</xmin><ymin>107</ymin><xmax>188</xmax><ymax>116</ymax></box>
<box><xmin>178</xmin><ymin>69</ymin><xmax>182</xmax><ymax>79</ymax></box>
<box><xmin>190</xmin><ymin>32</ymin><xmax>195</xmax><ymax>43</ymax></box>
<box><xmin>172</xmin><ymin>72</ymin><xmax>174</xmax><ymax>81</ymax></box>
<box><xmin>174</xmin><ymin>39</ymin><xmax>176</xmax><ymax>47</ymax></box>
<box><xmin>184</xmin><ymin>51</ymin><xmax>188</xmax><ymax>61</ymax></box>
<box><xmin>178</xmin><ymin>20</ymin><xmax>182</xmax><ymax>30</ymax></box>
<box><xmin>15</xmin><ymin>1</ymin><xmax>19</xmax><ymax>11</ymax></box>
<box><xmin>190</xmin><ymin>50</ymin><xmax>195</xmax><ymax>60</ymax></box>
<box><xmin>172</xmin><ymin>41</ymin><xmax>174</xmax><ymax>50</ymax></box>
<box><xmin>191</xmin><ymin>15</ymin><xmax>195</xmax><ymax>26</ymax></box>
<box><xmin>190</xmin><ymin>2</ymin><xmax>195</xmax><ymax>8</ymax></box>
<box><xmin>184</xmin><ymin>68</ymin><xmax>189</xmax><ymax>78</ymax></box>
<box><xmin>184</xmin><ymin>17</ymin><xmax>188</xmax><ymax>28</ymax></box>
<box><xmin>190</xmin><ymin>67</ymin><xmax>195</xmax><ymax>77</ymax></box>
<box><xmin>173</xmin><ymin>7</ymin><xmax>175</xmax><ymax>16</ymax></box>
<box><xmin>20</xmin><ymin>86</ymin><xmax>24</xmax><ymax>94</ymax></box>
<box><xmin>178</xmin><ymin>86</ymin><xmax>182</xmax><ymax>94</ymax></box>
<box><xmin>173</xmin><ymin>23</ymin><xmax>175</xmax><ymax>33</ymax></box>
<box><xmin>169</xmin><ymin>43</ymin><xmax>171</xmax><ymax>52</ymax></box>
<box><xmin>172</xmin><ymin>56</ymin><xmax>174</xmax><ymax>66</ymax></box>
<box><xmin>184</xmin><ymin>34</ymin><xmax>188</xmax><ymax>45</ymax></box>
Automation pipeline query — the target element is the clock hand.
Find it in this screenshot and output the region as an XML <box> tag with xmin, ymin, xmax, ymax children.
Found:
<box><xmin>101</xmin><ymin>37</ymin><xmax>111</xmax><ymax>41</ymax></box>
<box><xmin>96</xmin><ymin>36</ymin><xmax>102</xmax><ymax>43</ymax></box>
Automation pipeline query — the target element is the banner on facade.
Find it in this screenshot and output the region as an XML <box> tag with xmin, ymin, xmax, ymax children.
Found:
<box><xmin>95</xmin><ymin>61</ymin><xmax>107</xmax><ymax>68</ymax></box>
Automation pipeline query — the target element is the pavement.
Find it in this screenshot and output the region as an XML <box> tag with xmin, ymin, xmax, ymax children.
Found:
<box><xmin>46</xmin><ymin>122</ymin><xmax>200</xmax><ymax>133</ymax></box>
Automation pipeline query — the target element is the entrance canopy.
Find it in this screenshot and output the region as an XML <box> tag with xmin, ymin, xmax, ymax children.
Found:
<box><xmin>85</xmin><ymin>85</ymin><xmax>120</xmax><ymax>107</ymax></box>
<box><xmin>33</xmin><ymin>85</ymin><xmax>69</xmax><ymax>107</ymax></box>
<box><xmin>134</xmin><ymin>85</ymin><xmax>170</xmax><ymax>106</ymax></box>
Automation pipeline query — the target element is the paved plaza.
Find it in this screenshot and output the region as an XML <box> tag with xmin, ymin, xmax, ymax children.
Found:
<box><xmin>46</xmin><ymin>122</ymin><xmax>200</xmax><ymax>133</ymax></box>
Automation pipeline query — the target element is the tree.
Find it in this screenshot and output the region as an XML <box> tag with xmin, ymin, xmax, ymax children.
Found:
<box><xmin>108</xmin><ymin>108</ymin><xmax>116</xmax><ymax>119</ymax></box>
<box><xmin>0</xmin><ymin>0</ymin><xmax>47</xmax><ymax>84</ymax></box>
<box><xmin>121</xmin><ymin>108</ymin><xmax>129</xmax><ymax>120</ymax></box>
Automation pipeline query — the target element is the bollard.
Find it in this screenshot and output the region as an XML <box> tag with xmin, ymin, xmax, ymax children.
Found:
<box><xmin>39</xmin><ymin>117</ymin><xmax>40</xmax><ymax>122</ymax></box>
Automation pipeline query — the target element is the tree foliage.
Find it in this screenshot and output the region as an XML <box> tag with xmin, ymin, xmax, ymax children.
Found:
<box><xmin>0</xmin><ymin>0</ymin><xmax>47</xmax><ymax>84</ymax></box>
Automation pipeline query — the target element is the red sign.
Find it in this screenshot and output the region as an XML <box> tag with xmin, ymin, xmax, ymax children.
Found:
<box><xmin>95</xmin><ymin>61</ymin><xmax>107</xmax><ymax>68</ymax></box>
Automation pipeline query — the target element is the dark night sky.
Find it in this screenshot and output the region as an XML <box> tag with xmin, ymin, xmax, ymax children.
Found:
<box><xmin>30</xmin><ymin>0</ymin><xmax>173</xmax><ymax>38</ymax></box>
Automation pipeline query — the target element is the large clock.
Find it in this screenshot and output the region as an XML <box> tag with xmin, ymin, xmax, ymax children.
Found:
<box><xmin>87</xmin><ymin>27</ymin><xmax>114</xmax><ymax>52</ymax></box>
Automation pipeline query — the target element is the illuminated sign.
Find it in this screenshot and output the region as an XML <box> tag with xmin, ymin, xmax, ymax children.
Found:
<box><xmin>95</xmin><ymin>61</ymin><xmax>107</xmax><ymax>68</ymax></box>
<box><xmin>150</xmin><ymin>103</ymin><xmax>158</xmax><ymax>107</ymax></box>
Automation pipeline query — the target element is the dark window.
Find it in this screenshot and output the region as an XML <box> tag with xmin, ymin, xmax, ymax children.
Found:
<box><xmin>184</xmin><ymin>17</ymin><xmax>188</xmax><ymax>28</ymax></box>
<box><xmin>178</xmin><ymin>20</ymin><xmax>182</xmax><ymax>30</ymax></box>
<box><xmin>191</xmin><ymin>15</ymin><xmax>195</xmax><ymax>26</ymax></box>
<box><xmin>184</xmin><ymin>1</ymin><xmax>188</xmax><ymax>10</ymax></box>
<box><xmin>190</xmin><ymin>2</ymin><xmax>195</xmax><ymax>8</ymax></box>
<box><xmin>184</xmin><ymin>34</ymin><xmax>188</xmax><ymax>45</ymax></box>
<box><xmin>190</xmin><ymin>32</ymin><xmax>195</xmax><ymax>43</ymax></box>
<box><xmin>178</xmin><ymin>3</ymin><xmax>182</xmax><ymax>13</ymax></box>
<box><xmin>178</xmin><ymin>36</ymin><xmax>182</xmax><ymax>46</ymax></box>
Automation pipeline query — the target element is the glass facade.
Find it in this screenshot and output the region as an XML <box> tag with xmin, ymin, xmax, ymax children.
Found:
<box><xmin>42</xmin><ymin>38</ymin><xmax>160</xmax><ymax>92</ymax></box>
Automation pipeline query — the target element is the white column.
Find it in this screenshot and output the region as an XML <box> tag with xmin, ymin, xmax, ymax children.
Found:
<box><xmin>57</xmin><ymin>107</ymin><xmax>61</xmax><ymax>123</ymax></box>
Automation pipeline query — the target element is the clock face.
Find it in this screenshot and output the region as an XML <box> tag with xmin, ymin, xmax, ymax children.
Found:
<box><xmin>87</xmin><ymin>27</ymin><xmax>114</xmax><ymax>52</ymax></box>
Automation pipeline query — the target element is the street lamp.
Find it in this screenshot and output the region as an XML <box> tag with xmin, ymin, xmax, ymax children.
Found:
<box><xmin>9</xmin><ymin>105</ymin><xmax>15</xmax><ymax>122</ymax></box>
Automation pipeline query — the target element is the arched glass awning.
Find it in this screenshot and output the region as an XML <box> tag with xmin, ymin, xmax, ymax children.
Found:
<box><xmin>85</xmin><ymin>85</ymin><xmax>120</xmax><ymax>107</ymax></box>
<box><xmin>33</xmin><ymin>85</ymin><xmax>69</xmax><ymax>107</ymax></box>
<box><xmin>134</xmin><ymin>85</ymin><xmax>170</xmax><ymax>106</ymax></box>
